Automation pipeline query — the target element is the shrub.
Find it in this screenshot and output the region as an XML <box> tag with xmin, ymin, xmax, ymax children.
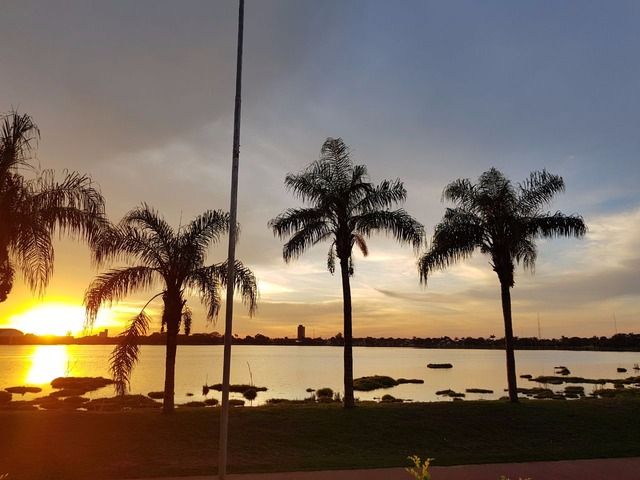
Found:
<box><xmin>380</xmin><ymin>394</ymin><xmax>403</xmax><ymax>403</ymax></box>
<box><xmin>353</xmin><ymin>375</ymin><xmax>398</xmax><ymax>391</ymax></box>
<box><xmin>397</xmin><ymin>378</ymin><xmax>424</xmax><ymax>384</ymax></box>
<box><xmin>466</xmin><ymin>388</ymin><xmax>494</xmax><ymax>394</ymax></box>
<box><xmin>243</xmin><ymin>388</ymin><xmax>258</xmax><ymax>400</ymax></box>
<box><xmin>180</xmin><ymin>401</ymin><xmax>206</xmax><ymax>408</ymax></box>
<box><xmin>316</xmin><ymin>388</ymin><xmax>333</xmax><ymax>399</ymax></box>
<box><xmin>147</xmin><ymin>391</ymin><xmax>164</xmax><ymax>399</ymax></box>
<box><xmin>204</xmin><ymin>398</ymin><xmax>219</xmax><ymax>406</ymax></box>
<box><xmin>0</xmin><ymin>391</ymin><xmax>11</xmax><ymax>403</ymax></box>
<box><xmin>406</xmin><ymin>455</ymin><xmax>432</xmax><ymax>480</ymax></box>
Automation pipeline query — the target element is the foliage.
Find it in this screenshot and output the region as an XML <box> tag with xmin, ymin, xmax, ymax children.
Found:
<box><xmin>352</xmin><ymin>375</ymin><xmax>424</xmax><ymax>392</ymax></box>
<box><xmin>84</xmin><ymin>204</ymin><xmax>258</xmax><ymax>413</ymax></box>
<box><xmin>269</xmin><ymin>138</ymin><xmax>424</xmax><ymax>407</ymax></box>
<box><xmin>50</xmin><ymin>376</ymin><xmax>114</xmax><ymax>391</ymax></box>
<box><xmin>0</xmin><ymin>110</ymin><xmax>106</xmax><ymax>302</ymax></box>
<box><xmin>315</xmin><ymin>387</ymin><xmax>333</xmax><ymax>399</ymax></box>
<box><xmin>4</xmin><ymin>386</ymin><xmax>42</xmax><ymax>395</ymax></box>
<box><xmin>419</xmin><ymin>168</ymin><xmax>586</xmax><ymax>403</ymax></box>
<box><xmin>242</xmin><ymin>388</ymin><xmax>258</xmax><ymax>401</ymax></box>
<box><xmin>406</xmin><ymin>455</ymin><xmax>433</xmax><ymax>480</ymax></box>
<box><xmin>353</xmin><ymin>375</ymin><xmax>399</xmax><ymax>391</ymax></box>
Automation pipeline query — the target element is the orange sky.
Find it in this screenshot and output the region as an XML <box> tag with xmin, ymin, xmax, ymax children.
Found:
<box><xmin>1</xmin><ymin>1</ymin><xmax>638</xmax><ymax>339</ymax></box>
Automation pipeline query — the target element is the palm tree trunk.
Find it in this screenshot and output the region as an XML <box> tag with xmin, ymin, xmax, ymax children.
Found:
<box><xmin>340</xmin><ymin>256</ymin><xmax>355</xmax><ymax>409</ymax></box>
<box><xmin>162</xmin><ymin>293</ymin><xmax>182</xmax><ymax>415</ymax></box>
<box><xmin>163</xmin><ymin>328</ymin><xmax>178</xmax><ymax>414</ymax></box>
<box><xmin>500</xmin><ymin>281</ymin><xmax>519</xmax><ymax>403</ymax></box>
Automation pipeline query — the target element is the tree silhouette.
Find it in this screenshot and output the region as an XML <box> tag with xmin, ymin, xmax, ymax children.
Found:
<box><xmin>0</xmin><ymin>110</ymin><xmax>106</xmax><ymax>302</ymax></box>
<box><xmin>269</xmin><ymin>138</ymin><xmax>424</xmax><ymax>408</ymax></box>
<box><xmin>419</xmin><ymin>168</ymin><xmax>586</xmax><ymax>402</ymax></box>
<box><xmin>84</xmin><ymin>204</ymin><xmax>258</xmax><ymax>414</ymax></box>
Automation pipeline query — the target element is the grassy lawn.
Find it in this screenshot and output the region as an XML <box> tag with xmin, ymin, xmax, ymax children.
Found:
<box><xmin>1</xmin><ymin>399</ymin><xmax>639</xmax><ymax>479</ymax></box>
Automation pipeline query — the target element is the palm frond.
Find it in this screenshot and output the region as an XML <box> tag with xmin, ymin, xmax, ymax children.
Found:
<box><xmin>442</xmin><ymin>178</ymin><xmax>475</xmax><ymax>208</ymax></box>
<box><xmin>268</xmin><ymin>207</ymin><xmax>326</xmax><ymax>239</ymax></box>
<box><xmin>529</xmin><ymin>213</ymin><xmax>587</xmax><ymax>239</ymax></box>
<box><xmin>354</xmin><ymin>209</ymin><xmax>425</xmax><ymax>251</ymax></box>
<box><xmin>352</xmin><ymin>233</ymin><xmax>368</xmax><ymax>257</ymax></box>
<box><xmin>517</xmin><ymin>170</ymin><xmax>565</xmax><ymax>212</ymax></box>
<box><xmin>0</xmin><ymin>110</ymin><xmax>40</xmax><ymax>174</ymax></box>
<box><xmin>181</xmin><ymin>305</ymin><xmax>193</xmax><ymax>335</ymax></box>
<box><xmin>282</xmin><ymin>221</ymin><xmax>333</xmax><ymax>263</ymax></box>
<box><xmin>84</xmin><ymin>266</ymin><xmax>158</xmax><ymax>328</ymax></box>
<box><xmin>109</xmin><ymin>310</ymin><xmax>152</xmax><ymax>395</ymax></box>
<box><xmin>418</xmin><ymin>209</ymin><xmax>484</xmax><ymax>284</ymax></box>
<box><xmin>327</xmin><ymin>242</ymin><xmax>337</xmax><ymax>274</ymax></box>
<box><xmin>199</xmin><ymin>260</ymin><xmax>259</xmax><ymax>322</ymax></box>
<box><xmin>181</xmin><ymin>209</ymin><xmax>230</xmax><ymax>250</ymax></box>
<box><xmin>355</xmin><ymin>178</ymin><xmax>406</xmax><ymax>212</ymax></box>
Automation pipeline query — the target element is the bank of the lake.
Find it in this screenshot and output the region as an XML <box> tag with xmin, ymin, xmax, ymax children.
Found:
<box><xmin>2</xmin><ymin>345</ymin><xmax>639</xmax><ymax>406</ymax></box>
<box><xmin>1</xmin><ymin>399</ymin><xmax>639</xmax><ymax>479</ymax></box>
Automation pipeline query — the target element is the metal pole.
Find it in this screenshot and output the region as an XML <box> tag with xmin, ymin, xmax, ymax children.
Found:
<box><xmin>218</xmin><ymin>1</ymin><xmax>244</xmax><ymax>478</ymax></box>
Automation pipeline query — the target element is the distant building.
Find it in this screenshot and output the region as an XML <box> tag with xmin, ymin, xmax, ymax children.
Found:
<box><xmin>297</xmin><ymin>324</ymin><xmax>305</xmax><ymax>341</ymax></box>
<box><xmin>98</xmin><ymin>329</ymin><xmax>109</xmax><ymax>338</ymax></box>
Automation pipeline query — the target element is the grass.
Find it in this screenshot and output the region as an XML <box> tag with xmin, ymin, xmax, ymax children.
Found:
<box><xmin>0</xmin><ymin>399</ymin><xmax>639</xmax><ymax>479</ymax></box>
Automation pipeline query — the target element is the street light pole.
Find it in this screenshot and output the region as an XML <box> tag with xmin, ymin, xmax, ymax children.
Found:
<box><xmin>218</xmin><ymin>1</ymin><xmax>244</xmax><ymax>478</ymax></box>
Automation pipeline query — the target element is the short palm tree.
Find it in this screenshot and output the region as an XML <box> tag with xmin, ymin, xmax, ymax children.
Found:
<box><xmin>0</xmin><ymin>110</ymin><xmax>106</xmax><ymax>302</ymax></box>
<box><xmin>84</xmin><ymin>204</ymin><xmax>258</xmax><ymax>414</ymax></box>
<box><xmin>418</xmin><ymin>168</ymin><xmax>586</xmax><ymax>403</ymax></box>
<box><xmin>269</xmin><ymin>138</ymin><xmax>424</xmax><ymax>408</ymax></box>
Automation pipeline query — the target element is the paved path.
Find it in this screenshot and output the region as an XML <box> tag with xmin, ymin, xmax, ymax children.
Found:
<box><xmin>133</xmin><ymin>457</ymin><xmax>640</xmax><ymax>480</ymax></box>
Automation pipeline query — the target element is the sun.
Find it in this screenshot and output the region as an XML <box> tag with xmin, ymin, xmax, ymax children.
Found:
<box><xmin>7</xmin><ymin>303</ymin><xmax>114</xmax><ymax>337</ymax></box>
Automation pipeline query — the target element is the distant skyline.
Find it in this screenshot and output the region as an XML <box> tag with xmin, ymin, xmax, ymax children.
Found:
<box><xmin>1</xmin><ymin>1</ymin><xmax>638</xmax><ymax>339</ymax></box>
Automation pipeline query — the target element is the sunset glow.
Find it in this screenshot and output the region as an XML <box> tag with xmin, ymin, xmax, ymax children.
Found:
<box><xmin>7</xmin><ymin>303</ymin><xmax>114</xmax><ymax>337</ymax></box>
<box><xmin>0</xmin><ymin>2</ymin><xmax>637</xmax><ymax>339</ymax></box>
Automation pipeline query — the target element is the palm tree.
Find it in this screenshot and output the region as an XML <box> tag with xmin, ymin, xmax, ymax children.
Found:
<box><xmin>0</xmin><ymin>110</ymin><xmax>106</xmax><ymax>302</ymax></box>
<box><xmin>269</xmin><ymin>138</ymin><xmax>424</xmax><ymax>408</ymax></box>
<box><xmin>84</xmin><ymin>204</ymin><xmax>258</xmax><ymax>414</ymax></box>
<box><xmin>418</xmin><ymin>168</ymin><xmax>586</xmax><ymax>403</ymax></box>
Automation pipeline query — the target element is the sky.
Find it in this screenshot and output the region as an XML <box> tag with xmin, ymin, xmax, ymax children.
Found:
<box><xmin>1</xmin><ymin>0</ymin><xmax>639</xmax><ymax>340</ymax></box>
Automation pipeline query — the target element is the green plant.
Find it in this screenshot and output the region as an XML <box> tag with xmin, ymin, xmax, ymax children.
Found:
<box><xmin>406</xmin><ymin>455</ymin><xmax>433</xmax><ymax>480</ymax></box>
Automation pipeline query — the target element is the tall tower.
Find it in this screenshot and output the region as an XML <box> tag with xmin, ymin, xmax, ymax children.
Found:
<box><xmin>297</xmin><ymin>324</ymin><xmax>305</xmax><ymax>341</ymax></box>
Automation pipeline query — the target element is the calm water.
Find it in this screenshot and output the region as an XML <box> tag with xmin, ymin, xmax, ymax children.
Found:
<box><xmin>1</xmin><ymin>345</ymin><xmax>638</xmax><ymax>406</ymax></box>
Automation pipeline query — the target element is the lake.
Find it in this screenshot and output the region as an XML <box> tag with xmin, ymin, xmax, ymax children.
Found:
<box><xmin>1</xmin><ymin>345</ymin><xmax>638</xmax><ymax>406</ymax></box>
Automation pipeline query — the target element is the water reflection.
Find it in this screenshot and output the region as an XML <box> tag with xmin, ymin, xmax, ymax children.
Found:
<box><xmin>24</xmin><ymin>345</ymin><xmax>70</xmax><ymax>385</ymax></box>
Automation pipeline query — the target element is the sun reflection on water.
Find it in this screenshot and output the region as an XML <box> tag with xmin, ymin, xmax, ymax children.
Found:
<box><xmin>24</xmin><ymin>345</ymin><xmax>71</xmax><ymax>385</ymax></box>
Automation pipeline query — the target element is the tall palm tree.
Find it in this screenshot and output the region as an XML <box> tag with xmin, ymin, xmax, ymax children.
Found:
<box><xmin>418</xmin><ymin>168</ymin><xmax>586</xmax><ymax>403</ymax></box>
<box><xmin>269</xmin><ymin>138</ymin><xmax>424</xmax><ymax>408</ymax></box>
<box><xmin>0</xmin><ymin>110</ymin><xmax>106</xmax><ymax>302</ymax></box>
<box><xmin>84</xmin><ymin>204</ymin><xmax>258</xmax><ymax>414</ymax></box>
